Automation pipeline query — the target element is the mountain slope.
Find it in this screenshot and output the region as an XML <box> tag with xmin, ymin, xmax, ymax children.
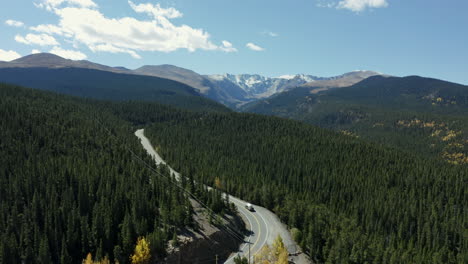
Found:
<box><xmin>0</xmin><ymin>83</ymin><xmax>197</xmax><ymax>263</ymax></box>
<box><xmin>245</xmin><ymin>75</ymin><xmax>468</xmax><ymax>116</ymax></box>
<box><xmin>145</xmin><ymin>110</ymin><xmax>466</xmax><ymax>263</ymax></box>
<box><xmin>0</xmin><ymin>83</ymin><xmax>243</xmax><ymax>263</ymax></box>
<box><xmin>326</xmin><ymin>75</ymin><xmax>468</xmax><ymax>108</ymax></box>
<box><xmin>302</xmin><ymin>70</ymin><xmax>384</xmax><ymax>94</ymax></box>
<box><xmin>3</xmin><ymin>53</ymin><xmax>132</xmax><ymax>74</ymax></box>
<box><xmin>244</xmin><ymin>75</ymin><xmax>468</xmax><ymax>163</ymax></box>
<box><xmin>0</xmin><ymin>67</ymin><xmax>230</xmax><ymax>112</ymax></box>
<box><xmin>135</xmin><ymin>64</ymin><xmax>211</xmax><ymax>93</ymax></box>
<box><xmin>134</xmin><ymin>64</ymin><xmax>248</xmax><ymax>108</ymax></box>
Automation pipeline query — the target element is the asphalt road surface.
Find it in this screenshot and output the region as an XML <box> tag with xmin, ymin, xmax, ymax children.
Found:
<box><xmin>135</xmin><ymin>129</ymin><xmax>310</xmax><ymax>264</ymax></box>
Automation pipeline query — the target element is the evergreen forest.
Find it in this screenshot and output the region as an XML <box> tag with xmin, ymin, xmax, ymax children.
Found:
<box><xmin>0</xmin><ymin>83</ymin><xmax>230</xmax><ymax>263</ymax></box>
<box><xmin>145</xmin><ymin>111</ymin><xmax>467</xmax><ymax>264</ymax></box>
<box><xmin>1</xmin><ymin>80</ymin><xmax>466</xmax><ymax>264</ymax></box>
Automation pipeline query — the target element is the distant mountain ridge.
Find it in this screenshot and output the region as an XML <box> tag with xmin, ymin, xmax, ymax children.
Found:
<box><xmin>2</xmin><ymin>53</ymin><xmax>132</xmax><ymax>74</ymax></box>
<box><xmin>0</xmin><ymin>54</ymin><xmax>230</xmax><ymax>113</ymax></box>
<box><xmin>0</xmin><ymin>53</ymin><xmax>383</xmax><ymax>108</ymax></box>
<box><xmin>205</xmin><ymin>70</ymin><xmax>382</xmax><ymax>107</ymax></box>
<box><xmin>244</xmin><ymin>75</ymin><xmax>468</xmax><ymax>116</ymax></box>
<box><xmin>135</xmin><ymin>64</ymin><xmax>211</xmax><ymax>93</ymax></box>
<box><xmin>132</xmin><ymin>66</ymin><xmax>382</xmax><ymax>108</ymax></box>
<box><xmin>297</xmin><ymin>70</ymin><xmax>387</xmax><ymax>95</ymax></box>
<box><xmin>133</xmin><ymin>64</ymin><xmax>248</xmax><ymax>108</ymax></box>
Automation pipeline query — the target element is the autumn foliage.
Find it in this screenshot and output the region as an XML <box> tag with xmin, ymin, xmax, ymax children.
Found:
<box><xmin>82</xmin><ymin>253</ymin><xmax>111</xmax><ymax>264</ymax></box>
<box><xmin>131</xmin><ymin>237</ymin><xmax>151</xmax><ymax>264</ymax></box>
<box><xmin>254</xmin><ymin>235</ymin><xmax>288</xmax><ymax>264</ymax></box>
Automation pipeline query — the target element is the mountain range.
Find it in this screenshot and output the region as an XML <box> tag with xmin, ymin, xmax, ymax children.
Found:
<box><xmin>0</xmin><ymin>53</ymin><xmax>131</xmax><ymax>74</ymax></box>
<box><xmin>207</xmin><ymin>70</ymin><xmax>381</xmax><ymax>100</ymax></box>
<box><xmin>3</xmin><ymin>53</ymin><xmax>467</xmax><ymax>164</ymax></box>
<box><xmin>0</xmin><ymin>53</ymin><xmax>382</xmax><ymax>108</ymax></box>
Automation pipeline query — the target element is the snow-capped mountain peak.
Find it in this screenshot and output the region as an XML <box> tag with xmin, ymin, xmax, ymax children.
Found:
<box><xmin>278</xmin><ymin>74</ymin><xmax>296</xmax><ymax>80</ymax></box>
<box><xmin>205</xmin><ymin>70</ymin><xmax>383</xmax><ymax>101</ymax></box>
<box><xmin>206</xmin><ymin>73</ymin><xmax>320</xmax><ymax>99</ymax></box>
<box><xmin>277</xmin><ymin>74</ymin><xmax>318</xmax><ymax>83</ymax></box>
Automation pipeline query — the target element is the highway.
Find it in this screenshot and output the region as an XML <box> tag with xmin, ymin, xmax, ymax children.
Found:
<box><xmin>224</xmin><ymin>196</ymin><xmax>268</xmax><ymax>263</ymax></box>
<box><xmin>135</xmin><ymin>129</ymin><xmax>310</xmax><ymax>264</ymax></box>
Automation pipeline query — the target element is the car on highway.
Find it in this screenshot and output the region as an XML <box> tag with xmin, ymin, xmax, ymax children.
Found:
<box><xmin>245</xmin><ymin>203</ymin><xmax>255</xmax><ymax>212</ymax></box>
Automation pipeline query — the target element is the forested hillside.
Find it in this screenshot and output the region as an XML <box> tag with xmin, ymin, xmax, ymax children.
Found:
<box><xmin>146</xmin><ymin>112</ymin><xmax>467</xmax><ymax>264</ymax></box>
<box><xmin>0</xmin><ymin>84</ymin><xmax>230</xmax><ymax>263</ymax></box>
<box><xmin>245</xmin><ymin>76</ymin><xmax>468</xmax><ymax>114</ymax></box>
<box><xmin>244</xmin><ymin>76</ymin><xmax>468</xmax><ymax>163</ymax></box>
<box><xmin>0</xmin><ymin>67</ymin><xmax>230</xmax><ymax>113</ymax></box>
<box><xmin>1</xmin><ymin>79</ymin><xmax>466</xmax><ymax>263</ymax></box>
<box><xmin>313</xmin><ymin>107</ymin><xmax>468</xmax><ymax>164</ymax></box>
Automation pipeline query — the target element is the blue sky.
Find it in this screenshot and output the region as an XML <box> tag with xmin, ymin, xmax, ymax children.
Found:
<box><xmin>1</xmin><ymin>0</ymin><xmax>467</xmax><ymax>84</ymax></box>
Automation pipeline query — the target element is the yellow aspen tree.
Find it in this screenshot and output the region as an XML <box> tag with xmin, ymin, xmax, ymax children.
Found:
<box><xmin>272</xmin><ymin>235</ymin><xmax>286</xmax><ymax>260</ymax></box>
<box><xmin>100</xmin><ymin>255</ymin><xmax>110</xmax><ymax>264</ymax></box>
<box><xmin>83</xmin><ymin>253</ymin><xmax>93</xmax><ymax>264</ymax></box>
<box><xmin>275</xmin><ymin>250</ymin><xmax>288</xmax><ymax>264</ymax></box>
<box><xmin>131</xmin><ymin>237</ymin><xmax>151</xmax><ymax>264</ymax></box>
<box><xmin>254</xmin><ymin>245</ymin><xmax>273</xmax><ymax>264</ymax></box>
<box><xmin>214</xmin><ymin>177</ymin><xmax>223</xmax><ymax>189</ymax></box>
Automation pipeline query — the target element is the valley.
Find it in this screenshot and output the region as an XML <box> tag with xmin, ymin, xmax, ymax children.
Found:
<box><xmin>0</xmin><ymin>54</ymin><xmax>466</xmax><ymax>264</ymax></box>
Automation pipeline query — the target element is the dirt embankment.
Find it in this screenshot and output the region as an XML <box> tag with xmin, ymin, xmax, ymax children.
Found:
<box><xmin>165</xmin><ymin>200</ymin><xmax>245</xmax><ymax>264</ymax></box>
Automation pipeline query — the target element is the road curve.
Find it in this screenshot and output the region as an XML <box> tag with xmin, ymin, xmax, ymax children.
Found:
<box><xmin>135</xmin><ymin>129</ymin><xmax>310</xmax><ymax>264</ymax></box>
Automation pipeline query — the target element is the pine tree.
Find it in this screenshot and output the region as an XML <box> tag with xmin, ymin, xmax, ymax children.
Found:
<box><xmin>60</xmin><ymin>238</ymin><xmax>72</xmax><ymax>264</ymax></box>
<box><xmin>38</xmin><ymin>237</ymin><xmax>52</xmax><ymax>264</ymax></box>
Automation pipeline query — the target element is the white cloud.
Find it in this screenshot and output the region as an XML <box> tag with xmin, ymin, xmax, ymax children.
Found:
<box><xmin>317</xmin><ymin>0</ymin><xmax>388</xmax><ymax>12</ymax></box>
<box><xmin>220</xmin><ymin>41</ymin><xmax>237</xmax><ymax>53</ymax></box>
<box><xmin>30</xmin><ymin>24</ymin><xmax>72</xmax><ymax>37</ymax></box>
<box><xmin>29</xmin><ymin>1</ymin><xmax>231</xmax><ymax>57</ymax></box>
<box><xmin>337</xmin><ymin>0</ymin><xmax>388</xmax><ymax>12</ymax></box>
<box><xmin>35</xmin><ymin>0</ymin><xmax>98</xmax><ymax>11</ymax></box>
<box><xmin>49</xmin><ymin>46</ymin><xmax>87</xmax><ymax>60</ymax></box>
<box><xmin>5</xmin><ymin>20</ymin><xmax>25</xmax><ymax>27</ymax></box>
<box><xmin>246</xmin><ymin>42</ymin><xmax>264</xmax><ymax>51</ymax></box>
<box><xmin>0</xmin><ymin>49</ymin><xmax>21</xmax><ymax>61</ymax></box>
<box><xmin>89</xmin><ymin>44</ymin><xmax>141</xmax><ymax>59</ymax></box>
<box><xmin>316</xmin><ymin>1</ymin><xmax>337</xmax><ymax>8</ymax></box>
<box><xmin>128</xmin><ymin>1</ymin><xmax>182</xmax><ymax>19</ymax></box>
<box><xmin>32</xmin><ymin>49</ymin><xmax>41</xmax><ymax>54</ymax></box>
<box><xmin>15</xmin><ymin>33</ymin><xmax>59</xmax><ymax>46</ymax></box>
<box><xmin>263</xmin><ymin>31</ymin><xmax>278</xmax><ymax>37</ymax></box>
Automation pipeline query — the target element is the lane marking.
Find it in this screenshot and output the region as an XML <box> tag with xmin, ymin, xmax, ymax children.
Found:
<box><xmin>250</xmin><ymin>208</ymin><xmax>269</xmax><ymax>258</ymax></box>
<box><xmin>248</xmin><ymin>206</ymin><xmax>262</xmax><ymax>253</ymax></box>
